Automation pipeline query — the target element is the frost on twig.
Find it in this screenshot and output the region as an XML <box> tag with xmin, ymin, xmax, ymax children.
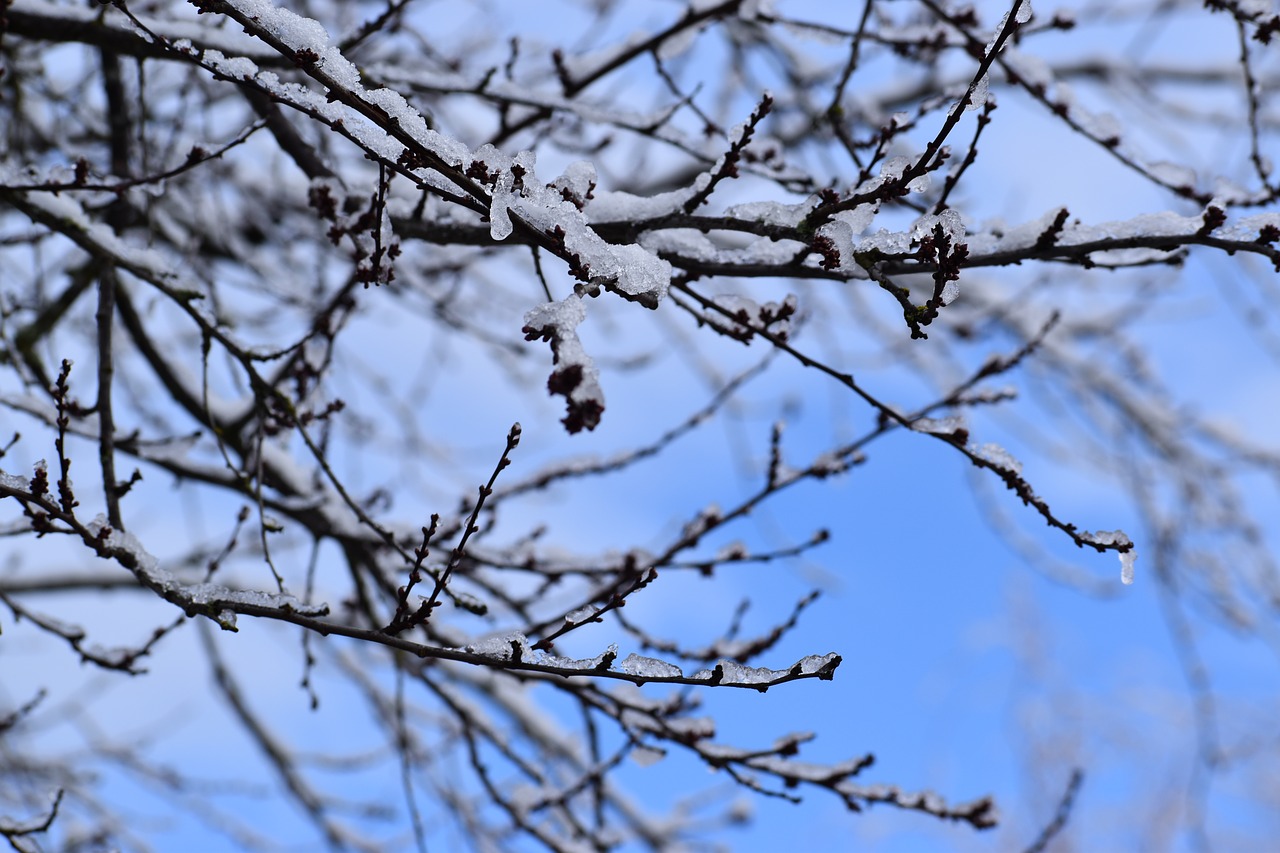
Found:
<box><xmin>0</xmin><ymin>467</ymin><xmax>329</xmax><ymax>634</ymax></box>
<box><xmin>461</xmin><ymin>631</ymin><xmax>841</xmax><ymax>689</ymax></box>
<box><xmin>522</xmin><ymin>296</ymin><xmax>606</xmax><ymax>433</ymax></box>
<box><xmin>1080</xmin><ymin>530</ymin><xmax>1138</xmax><ymax>585</ymax></box>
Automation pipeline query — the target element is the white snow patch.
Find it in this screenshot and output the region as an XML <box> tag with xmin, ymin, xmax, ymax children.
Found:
<box><xmin>969</xmin><ymin>442</ymin><xmax>1023</xmax><ymax>475</ymax></box>
<box><xmin>619</xmin><ymin>653</ymin><xmax>684</xmax><ymax>680</ymax></box>
<box><xmin>630</xmin><ymin>744</ymin><xmax>667</xmax><ymax>767</ymax></box>
<box><xmin>912</xmin><ymin>415</ymin><xmax>966</xmax><ymax>436</ymax></box>
<box><xmin>1121</xmin><ymin>549</ymin><xmax>1137</xmax><ymax>585</ymax></box>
